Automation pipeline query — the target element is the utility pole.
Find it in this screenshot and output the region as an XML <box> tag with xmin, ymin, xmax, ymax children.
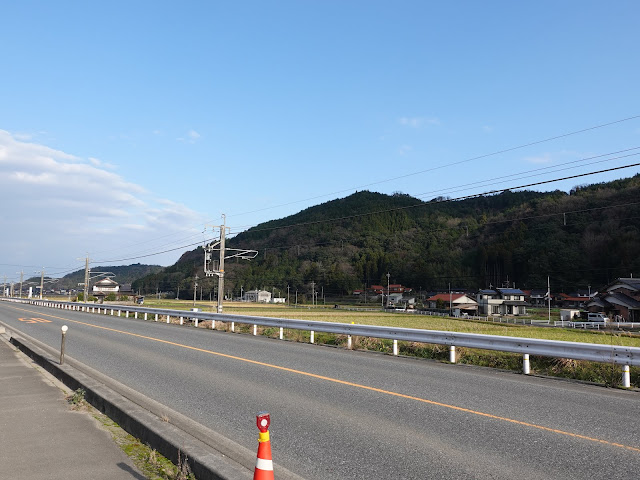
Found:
<box><xmin>193</xmin><ymin>274</ymin><xmax>198</xmax><ymax>307</ymax></box>
<box><xmin>39</xmin><ymin>268</ymin><xmax>45</xmax><ymax>300</ymax></box>
<box><xmin>18</xmin><ymin>271</ymin><xmax>24</xmax><ymax>298</ymax></box>
<box><xmin>386</xmin><ymin>272</ymin><xmax>391</xmax><ymax>308</ymax></box>
<box><xmin>77</xmin><ymin>255</ymin><xmax>91</xmax><ymax>303</ymax></box>
<box><xmin>204</xmin><ymin>214</ymin><xmax>257</xmax><ymax>314</ymax></box>
<box><xmin>287</xmin><ymin>285</ymin><xmax>290</xmax><ymax>306</ymax></box>
<box><xmin>311</xmin><ymin>281</ymin><xmax>315</xmax><ymax>306</ymax></box>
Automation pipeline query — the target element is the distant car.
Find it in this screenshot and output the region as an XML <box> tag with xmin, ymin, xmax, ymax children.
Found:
<box><xmin>587</xmin><ymin>312</ymin><xmax>607</xmax><ymax>322</ymax></box>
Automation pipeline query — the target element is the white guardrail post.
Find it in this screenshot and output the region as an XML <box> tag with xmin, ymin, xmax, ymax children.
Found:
<box><xmin>623</xmin><ymin>365</ymin><xmax>631</xmax><ymax>388</ymax></box>
<box><xmin>9</xmin><ymin>298</ymin><xmax>640</xmax><ymax>388</ymax></box>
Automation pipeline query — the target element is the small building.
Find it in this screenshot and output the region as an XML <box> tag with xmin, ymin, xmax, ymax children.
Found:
<box><xmin>243</xmin><ymin>290</ymin><xmax>272</xmax><ymax>303</ymax></box>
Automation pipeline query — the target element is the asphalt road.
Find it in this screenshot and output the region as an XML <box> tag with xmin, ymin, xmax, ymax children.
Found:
<box><xmin>1</xmin><ymin>301</ymin><xmax>639</xmax><ymax>479</ymax></box>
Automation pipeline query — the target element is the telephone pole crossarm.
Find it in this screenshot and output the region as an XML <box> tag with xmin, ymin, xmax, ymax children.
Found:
<box><xmin>203</xmin><ymin>215</ymin><xmax>258</xmax><ymax>313</ymax></box>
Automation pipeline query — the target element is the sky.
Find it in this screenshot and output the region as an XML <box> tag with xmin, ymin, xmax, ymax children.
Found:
<box><xmin>2</xmin><ymin>0</ymin><xmax>640</xmax><ymax>284</ymax></box>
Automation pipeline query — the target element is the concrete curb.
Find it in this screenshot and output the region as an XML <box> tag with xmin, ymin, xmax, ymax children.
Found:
<box><xmin>5</xmin><ymin>329</ymin><xmax>254</xmax><ymax>480</ymax></box>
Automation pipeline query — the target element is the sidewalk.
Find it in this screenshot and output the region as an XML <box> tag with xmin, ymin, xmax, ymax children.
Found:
<box><xmin>0</xmin><ymin>329</ymin><xmax>145</xmax><ymax>480</ymax></box>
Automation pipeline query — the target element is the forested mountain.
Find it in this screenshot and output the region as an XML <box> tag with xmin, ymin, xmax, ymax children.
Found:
<box><xmin>133</xmin><ymin>175</ymin><xmax>640</xmax><ymax>300</ymax></box>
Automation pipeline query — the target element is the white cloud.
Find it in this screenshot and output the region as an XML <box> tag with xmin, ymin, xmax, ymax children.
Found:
<box><xmin>399</xmin><ymin>116</ymin><xmax>440</xmax><ymax>128</ymax></box>
<box><xmin>524</xmin><ymin>153</ymin><xmax>553</xmax><ymax>164</ymax></box>
<box><xmin>177</xmin><ymin>129</ymin><xmax>201</xmax><ymax>143</ymax></box>
<box><xmin>398</xmin><ymin>145</ymin><xmax>412</xmax><ymax>155</ymax></box>
<box><xmin>0</xmin><ymin>130</ymin><xmax>205</xmax><ymax>269</ymax></box>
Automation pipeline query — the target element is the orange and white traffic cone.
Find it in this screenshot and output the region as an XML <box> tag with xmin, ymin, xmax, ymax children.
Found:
<box><xmin>254</xmin><ymin>412</ymin><xmax>274</xmax><ymax>480</ymax></box>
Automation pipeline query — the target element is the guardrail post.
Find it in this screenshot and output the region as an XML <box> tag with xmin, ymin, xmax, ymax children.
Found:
<box><xmin>623</xmin><ymin>365</ymin><xmax>631</xmax><ymax>388</ymax></box>
<box><xmin>231</xmin><ymin>321</ymin><xmax>235</xmax><ymax>332</ymax></box>
<box><xmin>144</xmin><ymin>312</ymin><xmax>147</xmax><ymax>320</ymax></box>
<box><xmin>179</xmin><ymin>316</ymin><xmax>183</xmax><ymax>325</ymax></box>
<box><xmin>253</xmin><ymin>324</ymin><xmax>257</xmax><ymax>335</ymax></box>
<box><xmin>117</xmin><ymin>310</ymin><xmax>121</xmax><ymax>317</ymax></box>
<box><xmin>155</xmin><ymin>313</ymin><xmax>158</xmax><ymax>322</ymax></box>
<box><xmin>310</xmin><ymin>330</ymin><xmax>315</xmax><ymax>344</ymax></box>
<box><xmin>449</xmin><ymin>345</ymin><xmax>456</xmax><ymax>363</ymax></box>
<box><xmin>393</xmin><ymin>339</ymin><xmax>398</xmax><ymax>356</ymax></box>
<box><xmin>134</xmin><ymin>312</ymin><xmax>138</xmax><ymax>319</ymax></box>
<box><xmin>125</xmin><ymin>311</ymin><xmax>129</xmax><ymax>318</ymax></box>
<box><xmin>347</xmin><ymin>335</ymin><xmax>352</xmax><ymax>349</ymax></box>
<box><xmin>523</xmin><ymin>354</ymin><xmax>530</xmax><ymax>375</ymax></box>
<box><xmin>166</xmin><ymin>315</ymin><xmax>170</xmax><ymax>324</ymax></box>
<box><xmin>195</xmin><ymin>317</ymin><xmax>199</xmax><ymax>328</ymax></box>
<box><xmin>279</xmin><ymin>327</ymin><xmax>283</xmax><ymax>340</ymax></box>
<box><xmin>111</xmin><ymin>309</ymin><xmax>114</xmax><ymax>315</ymax></box>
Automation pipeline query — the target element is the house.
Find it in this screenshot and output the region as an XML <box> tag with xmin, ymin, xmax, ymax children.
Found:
<box><xmin>426</xmin><ymin>293</ymin><xmax>478</xmax><ymax>314</ymax></box>
<box><xmin>243</xmin><ymin>289</ymin><xmax>272</xmax><ymax>303</ymax></box>
<box><xmin>92</xmin><ymin>278</ymin><xmax>136</xmax><ymax>303</ymax></box>
<box><xmin>525</xmin><ymin>289</ymin><xmax>549</xmax><ymax>306</ymax></box>
<box><xmin>555</xmin><ymin>293</ymin><xmax>590</xmax><ymax>309</ymax></box>
<box><xmin>587</xmin><ymin>278</ymin><xmax>640</xmax><ymax>322</ymax></box>
<box><xmin>476</xmin><ymin>288</ymin><xmax>527</xmax><ymax>316</ymax></box>
<box><xmin>92</xmin><ymin>278</ymin><xmax>119</xmax><ymax>295</ymax></box>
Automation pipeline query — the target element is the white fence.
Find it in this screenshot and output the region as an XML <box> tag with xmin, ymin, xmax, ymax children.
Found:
<box><xmin>4</xmin><ymin>297</ymin><xmax>638</xmax><ymax>388</ymax></box>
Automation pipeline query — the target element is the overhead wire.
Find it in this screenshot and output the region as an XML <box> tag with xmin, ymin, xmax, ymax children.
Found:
<box><xmin>232</xmin><ymin>161</ymin><xmax>640</xmax><ymax>236</ymax></box>
<box><xmin>225</xmin><ymin>114</ymin><xmax>640</xmax><ymax>220</ymax></box>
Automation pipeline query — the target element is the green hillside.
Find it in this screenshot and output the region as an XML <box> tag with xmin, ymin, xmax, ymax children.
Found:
<box><xmin>133</xmin><ymin>175</ymin><xmax>640</xmax><ymax>300</ymax></box>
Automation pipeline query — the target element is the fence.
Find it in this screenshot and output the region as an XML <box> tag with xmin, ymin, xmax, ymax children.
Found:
<box><xmin>4</xmin><ymin>297</ymin><xmax>639</xmax><ymax>388</ymax></box>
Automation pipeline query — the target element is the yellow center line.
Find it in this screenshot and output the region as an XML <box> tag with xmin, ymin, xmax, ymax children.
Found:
<box><xmin>7</xmin><ymin>304</ymin><xmax>640</xmax><ymax>454</ymax></box>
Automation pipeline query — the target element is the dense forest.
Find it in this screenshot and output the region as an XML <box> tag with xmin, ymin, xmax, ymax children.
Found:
<box><xmin>132</xmin><ymin>175</ymin><xmax>640</xmax><ymax>301</ymax></box>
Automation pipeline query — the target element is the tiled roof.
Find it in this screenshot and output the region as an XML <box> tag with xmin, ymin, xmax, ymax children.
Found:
<box><xmin>497</xmin><ymin>288</ymin><xmax>525</xmax><ymax>295</ymax></box>
<box><xmin>427</xmin><ymin>293</ymin><xmax>467</xmax><ymax>302</ymax></box>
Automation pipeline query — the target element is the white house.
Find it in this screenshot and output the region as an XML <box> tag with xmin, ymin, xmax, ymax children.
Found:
<box><xmin>92</xmin><ymin>278</ymin><xmax>119</xmax><ymax>295</ymax></box>
<box><xmin>476</xmin><ymin>288</ymin><xmax>527</xmax><ymax>316</ymax></box>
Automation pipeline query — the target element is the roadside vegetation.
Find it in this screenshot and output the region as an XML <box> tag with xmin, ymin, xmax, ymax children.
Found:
<box><xmin>66</xmin><ymin>389</ymin><xmax>195</xmax><ymax>479</ymax></box>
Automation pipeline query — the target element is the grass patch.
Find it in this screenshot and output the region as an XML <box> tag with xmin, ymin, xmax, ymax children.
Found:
<box><xmin>92</xmin><ymin>411</ymin><xmax>195</xmax><ymax>479</ymax></box>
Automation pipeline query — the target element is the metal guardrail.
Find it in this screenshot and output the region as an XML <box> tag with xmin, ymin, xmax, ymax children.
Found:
<box><xmin>4</xmin><ymin>297</ymin><xmax>639</xmax><ymax>386</ymax></box>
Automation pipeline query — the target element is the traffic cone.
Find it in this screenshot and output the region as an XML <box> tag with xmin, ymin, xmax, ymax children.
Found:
<box><xmin>254</xmin><ymin>412</ymin><xmax>274</xmax><ymax>480</ymax></box>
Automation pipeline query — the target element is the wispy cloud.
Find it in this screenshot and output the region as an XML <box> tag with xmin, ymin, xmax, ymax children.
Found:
<box><xmin>0</xmin><ymin>130</ymin><xmax>204</xmax><ymax>267</ymax></box>
<box><xmin>482</xmin><ymin>125</ymin><xmax>494</xmax><ymax>133</ymax></box>
<box><xmin>398</xmin><ymin>117</ymin><xmax>440</xmax><ymax>128</ymax></box>
<box><xmin>398</xmin><ymin>145</ymin><xmax>412</xmax><ymax>155</ymax></box>
<box><xmin>177</xmin><ymin>129</ymin><xmax>201</xmax><ymax>143</ymax></box>
<box><xmin>524</xmin><ymin>153</ymin><xmax>553</xmax><ymax>164</ymax></box>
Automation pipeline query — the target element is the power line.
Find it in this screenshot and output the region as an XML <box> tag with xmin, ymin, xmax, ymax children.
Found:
<box><xmin>92</xmin><ymin>238</ymin><xmax>216</xmax><ymax>265</ymax></box>
<box><xmin>226</xmin><ymin>114</ymin><xmax>640</xmax><ymax>220</ymax></box>
<box><xmin>235</xmin><ymin>162</ymin><xmax>640</xmax><ymax>236</ymax></box>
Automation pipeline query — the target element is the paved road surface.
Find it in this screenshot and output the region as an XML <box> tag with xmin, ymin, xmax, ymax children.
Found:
<box><xmin>1</xmin><ymin>302</ymin><xmax>638</xmax><ymax>479</ymax></box>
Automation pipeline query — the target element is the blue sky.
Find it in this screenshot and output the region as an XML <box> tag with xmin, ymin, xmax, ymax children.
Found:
<box><xmin>2</xmin><ymin>1</ymin><xmax>640</xmax><ymax>283</ymax></box>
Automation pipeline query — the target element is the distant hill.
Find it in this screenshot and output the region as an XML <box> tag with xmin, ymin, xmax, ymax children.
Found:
<box><xmin>132</xmin><ymin>175</ymin><xmax>640</xmax><ymax>300</ymax></box>
<box><xmin>53</xmin><ymin>264</ymin><xmax>163</xmax><ymax>291</ymax></box>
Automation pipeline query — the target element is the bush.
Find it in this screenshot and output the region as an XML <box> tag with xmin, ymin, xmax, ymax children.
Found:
<box><xmin>105</xmin><ymin>293</ymin><xmax>117</xmax><ymax>301</ymax></box>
